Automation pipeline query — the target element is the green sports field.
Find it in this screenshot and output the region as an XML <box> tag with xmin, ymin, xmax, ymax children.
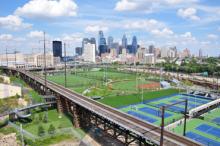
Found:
<box><xmin>98</xmin><ymin>88</ymin><xmax>180</xmax><ymax>107</ymax></box>
<box><xmin>47</xmin><ymin>70</ymin><xmax>168</xmax><ymax>102</ymax></box>
<box><xmin>77</xmin><ymin>70</ymin><xmax>136</xmax><ymax>81</ymax></box>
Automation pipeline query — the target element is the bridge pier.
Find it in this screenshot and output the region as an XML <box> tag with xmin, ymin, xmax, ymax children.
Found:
<box><xmin>70</xmin><ymin>103</ymin><xmax>80</xmax><ymax>128</ymax></box>
<box><xmin>9</xmin><ymin>113</ymin><xmax>16</xmax><ymax>122</ymax></box>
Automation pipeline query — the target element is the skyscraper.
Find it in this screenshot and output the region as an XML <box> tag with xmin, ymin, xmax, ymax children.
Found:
<box><xmin>98</xmin><ymin>31</ymin><xmax>107</xmax><ymax>56</ymax></box>
<box><xmin>107</xmin><ymin>36</ymin><xmax>114</xmax><ymax>49</ymax></box>
<box><xmin>82</xmin><ymin>38</ymin><xmax>90</xmax><ymax>54</ymax></box>
<box><xmin>199</xmin><ymin>48</ymin><xmax>203</xmax><ymax>58</ymax></box>
<box><xmin>75</xmin><ymin>47</ymin><xmax>82</xmax><ymax>56</ymax></box>
<box><xmin>122</xmin><ymin>34</ymin><xmax>127</xmax><ymax>49</ymax></box>
<box><xmin>149</xmin><ymin>45</ymin><xmax>155</xmax><ymax>54</ymax></box>
<box><xmin>131</xmin><ymin>36</ymin><xmax>138</xmax><ymax>54</ymax></box>
<box><xmin>83</xmin><ymin>42</ymin><xmax>96</xmax><ymax>63</ymax></box>
<box><xmin>82</xmin><ymin>38</ymin><xmax>96</xmax><ymax>54</ymax></box>
<box><xmin>52</xmin><ymin>41</ymin><xmax>62</xmax><ymax>58</ymax></box>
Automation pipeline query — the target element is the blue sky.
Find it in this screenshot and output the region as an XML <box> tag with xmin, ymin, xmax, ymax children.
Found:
<box><xmin>0</xmin><ymin>0</ymin><xmax>220</xmax><ymax>56</ymax></box>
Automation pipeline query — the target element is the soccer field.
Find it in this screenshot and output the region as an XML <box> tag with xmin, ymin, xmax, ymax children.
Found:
<box><xmin>48</xmin><ymin>70</ymin><xmax>162</xmax><ymax>97</ymax></box>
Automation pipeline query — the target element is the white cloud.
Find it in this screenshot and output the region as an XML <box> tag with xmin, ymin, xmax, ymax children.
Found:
<box><xmin>114</xmin><ymin>0</ymin><xmax>198</xmax><ymax>12</ymax></box>
<box><xmin>151</xmin><ymin>28</ymin><xmax>174</xmax><ymax>37</ymax></box>
<box><xmin>166</xmin><ymin>0</ymin><xmax>198</xmax><ymax>5</ymax></box>
<box><xmin>207</xmin><ymin>34</ymin><xmax>218</xmax><ymax>40</ymax></box>
<box><xmin>0</xmin><ymin>34</ymin><xmax>13</xmax><ymax>41</ymax></box>
<box><xmin>218</xmin><ymin>27</ymin><xmax>220</xmax><ymax>31</ymax></box>
<box><xmin>114</xmin><ymin>0</ymin><xmax>139</xmax><ymax>11</ymax></box>
<box><xmin>177</xmin><ymin>8</ymin><xmax>200</xmax><ymax>20</ymax></box>
<box><xmin>62</xmin><ymin>33</ymin><xmax>82</xmax><ymax>42</ymax></box>
<box><xmin>27</xmin><ymin>30</ymin><xmax>44</xmax><ymax>38</ymax></box>
<box><xmin>124</xmin><ymin>19</ymin><xmax>164</xmax><ymax>30</ymax></box>
<box><xmin>0</xmin><ymin>15</ymin><xmax>32</xmax><ymax>30</ymax></box>
<box><xmin>180</xmin><ymin>32</ymin><xmax>197</xmax><ymax>41</ymax></box>
<box><xmin>201</xmin><ymin>41</ymin><xmax>210</xmax><ymax>45</ymax></box>
<box><xmin>15</xmin><ymin>0</ymin><xmax>78</xmax><ymax>18</ymax></box>
<box><xmin>85</xmin><ymin>25</ymin><xmax>109</xmax><ymax>33</ymax></box>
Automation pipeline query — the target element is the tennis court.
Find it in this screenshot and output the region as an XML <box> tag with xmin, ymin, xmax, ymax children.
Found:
<box><xmin>144</xmin><ymin>94</ymin><xmax>212</xmax><ymax>113</ymax></box>
<box><xmin>120</xmin><ymin>103</ymin><xmax>182</xmax><ymax>126</ymax></box>
<box><xmin>186</xmin><ymin>132</ymin><xmax>220</xmax><ymax>146</ymax></box>
<box><xmin>203</xmin><ymin>108</ymin><xmax>220</xmax><ymax>125</ymax></box>
<box><xmin>172</xmin><ymin>108</ymin><xmax>220</xmax><ymax>146</ymax></box>
<box><xmin>120</xmin><ymin>94</ymin><xmax>213</xmax><ymax>126</ymax></box>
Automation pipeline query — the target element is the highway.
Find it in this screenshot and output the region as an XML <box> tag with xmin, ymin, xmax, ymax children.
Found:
<box><xmin>6</xmin><ymin>68</ymin><xmax>202</xmax><ymax>146</ymax></box>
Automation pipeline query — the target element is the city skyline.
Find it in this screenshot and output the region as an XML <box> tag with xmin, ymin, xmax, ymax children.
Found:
<box><xmin>0</xmin><ymin>0</ymin><xmax>220</xmax><ymax>56</ymax></box>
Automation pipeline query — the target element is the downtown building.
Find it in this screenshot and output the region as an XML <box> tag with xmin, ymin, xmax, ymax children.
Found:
<box><xmin>98</xmin><ymin>31</ymin><xmax>107</xmax><ymax>56</ymax></box>
<box><xmin>52</xmin><ymin>41</ymin><xmax>62</xmax><ymax>59</ymax></box>
<box><xmin>82</xmin><ymin>42</ymin><xmax>96</xmax><ymax>63</ymax></box>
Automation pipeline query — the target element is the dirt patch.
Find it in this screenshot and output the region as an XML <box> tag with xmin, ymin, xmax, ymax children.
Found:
<box><xmin>0</xmin><ymin>133</ymin><xmax>19</xmax><ymax>146</ymax></box>
<box><xmin>50</xmin><ymin>139</ymin><xmax>80</xmax><ymax>146</ymax></box>
<box><xmin>138</xmin><ymin>82</ymin><xmax>160</xmax><ymax>89</ymax></box>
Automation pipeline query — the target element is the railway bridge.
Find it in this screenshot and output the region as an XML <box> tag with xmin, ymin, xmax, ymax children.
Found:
<box><xmin>1</xmin><ymin>67</ymin><xmax>202</xmax><ymax>146</ymax></box>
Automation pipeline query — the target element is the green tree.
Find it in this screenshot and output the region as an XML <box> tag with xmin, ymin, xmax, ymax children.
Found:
<box><xmin>38</xmin><ymin>125</ymin><xmax>45</xmax><ymax>137</ymax></box>
<box><xmin>38</xmin><ymin>113</ymin><xmax>43</xmax><ymax>121</ymax></box>
<box><xmin>48</xmin><ymin>124</ymin><xmax>56</xmax><ymax>135</ymax></box>
<box><xmin>43</xmin><ymin>113</ymin><xmax>48</xmax><ymax>123</ymax></box>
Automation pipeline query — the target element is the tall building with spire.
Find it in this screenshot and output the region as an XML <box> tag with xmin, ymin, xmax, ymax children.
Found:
<box><xmin>131</xmin><ymin>36</ymin><xmax>138</xmax><ymax>54</ymax></box>
<box><xmin>107</xmin><ymin>36</ymin><xmax>114</xmax><ymax>50</ymax></box>
<box><xmin>122</xmin><ymin>34</ymin><xmax>127</xmax><ymax>49</ymax></box>
<box><xmin>98</xmin><ymin>30</ymin><xmax>107</xmax><ymax>56</ymax></box>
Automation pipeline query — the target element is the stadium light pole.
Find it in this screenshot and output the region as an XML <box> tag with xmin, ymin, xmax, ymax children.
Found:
<box><xmin>5</xmin><ymin>48</ymin><xmax>8</xmax><ymax>67</ymax></box>
<box><xmin>141</xmin><ymin>75</ymin><xmax>144</xmax><ymax>103</ymax></box>
<box><xmin>64</xmin><ymin>43</ymin><xmax>67</xmax><ymax>88</ymax></box>
<box><xmin>43</xmin><ymin>32</ymin><xmax>47</xmax><ymax>94</ymax></box>
<box><xmin>39</xmin><ymin>31</ymin><xmax>50</xmax><ymax>95</ymax></box>
<box><xmin>14</xmin><ymin>48</ymin><xmax>17</xmax><ymax>67</ymax></box>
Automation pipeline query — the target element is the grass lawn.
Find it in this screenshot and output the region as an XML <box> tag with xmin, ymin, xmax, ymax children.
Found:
<box><xmin>47</xmin><ymin>74</ymin><xmax>102</xmax><ymax>92</ymax></box>
<box><xmin>29</xmin><ymin>90</ymin><xmax>43</xmax><ymax>103</ymax></box>
<box><xmin>20</xmin><ymin>109</ymin><xmax>73</xmax><ymax>136</ymax></box>
<box><xmin>77</xmin><ymin>71</ymin><xmax>136</xmax><ymax>81</ymax></box>
<box><xmin>98</xmin><ymin>88</ymin><xmax>180</xmax><ymax>108</ymax></box>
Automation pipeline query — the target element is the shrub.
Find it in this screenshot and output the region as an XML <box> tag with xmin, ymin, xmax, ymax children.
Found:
<box><xmin>48</xmin><ymin>124</ymin><xmax>56</xmax><ymax>135</ymax></box>
<box><xmin>38</xmin><ymin>125</ymin><xmax>45</xmax><ymax>137</ymax></box>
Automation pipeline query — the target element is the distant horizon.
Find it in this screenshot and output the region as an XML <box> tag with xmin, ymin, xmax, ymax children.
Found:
<box><xmin>0</xmin><ymin>0</ymin><xmax>220</xmax><ymax>56</ymax></box>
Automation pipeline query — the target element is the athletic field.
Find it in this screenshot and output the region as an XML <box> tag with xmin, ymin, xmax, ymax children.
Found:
<box><xmin>47</xmin><ymin>70</ymin><xmax>162</xmax><ymax>97</ymax></box>
<box><xmin>172</xmin><ymin>108</ymin><xmax>220</xmax><ymax>146</ymax></box>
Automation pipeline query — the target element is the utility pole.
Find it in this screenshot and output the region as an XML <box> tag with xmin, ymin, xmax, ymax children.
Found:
<box><xmin>5</xmin><ymin>48</ymin><xmax>8</xmax><ymax>67</ymax></box>
<box><xmin>183</xmin><ymin>99</ymin><xmax>188</xmax><ymax>136</ymax></box>
<box><xmin>64</xmin><ymin>43</ymin><xmax>67</xmax><ymax>88</ymax></box>
<box><xmin>160</xmin><ymin>106</ymin><xmax>165</xmax><ymax>146</ymax></box>
<box><xmin>14</xmin><ymin>48</ymin><xmax>17</xmax><ymax>67</ymax></box>
<box><xmin>43</xmin><ymin>32</ymin><xmax>47</xmax><ymax>95</ymax></box>
<box><xmin>141</xmin><ymin>75</ymin><xmax>144</xmax><ymax>103</ymax></box>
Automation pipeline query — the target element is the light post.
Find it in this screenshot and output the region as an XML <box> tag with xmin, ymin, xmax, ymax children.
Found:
<box><xmin>62</xmin><ymin>36</ymin><xmax>81</xmax><ymax>88</ymax></box>
<box><xmin>39</xmin><ymin>32</ymin><xmax>50</xmax><ymax>95</ymax></box>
